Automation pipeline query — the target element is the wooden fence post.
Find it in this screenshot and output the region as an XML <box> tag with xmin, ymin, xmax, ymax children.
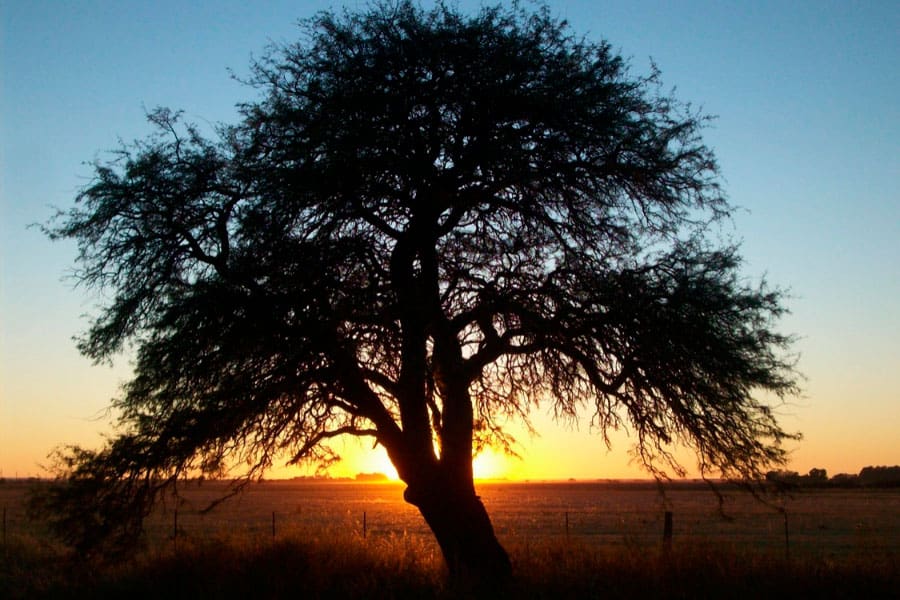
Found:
<box><xmin>663</xmin><ymin>510</ymin><xmax>673</xmax><ymax>553</ymax></box>
<box><xmin>783</xmin><ymin>510</ymin><xmax>790</xmax><ymax>561</ymax></box>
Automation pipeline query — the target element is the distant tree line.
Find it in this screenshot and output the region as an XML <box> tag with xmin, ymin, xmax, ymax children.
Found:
<box><xmin>765</xmin><ymin>466</ymin><xmax>900</xmax><ymax>489</ymax></box>
<box><xmin>284</xmin><ymin>472</ymin><xmax>390</xmax><ymax>482</ymax></box>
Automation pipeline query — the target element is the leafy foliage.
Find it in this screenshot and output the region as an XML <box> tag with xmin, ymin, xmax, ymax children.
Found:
<box><xmin>37</xmin><ymin>1</ymin><xmax>799</xmax><ymax>561</ymax></box>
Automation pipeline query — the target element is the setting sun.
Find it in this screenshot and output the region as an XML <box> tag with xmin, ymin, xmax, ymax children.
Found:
<box><xmin>473</xmin><ymin>449</ymin><xmax>506</xmax><ymax>480</ymax></box>
<box><xmin>345</xmin><ymin>444</ymin><xmax>508</xmax><ymax>482</ymax></box>
<box><xmin>365</xmin><ymin>448</ymin><xmax>399</xmax><ymax>480</ymax></box>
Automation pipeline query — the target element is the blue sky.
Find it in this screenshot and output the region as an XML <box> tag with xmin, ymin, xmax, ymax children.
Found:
<box><xmin>1</xmin><ymin>1</ymin><xmax>897</xmax><ymax>479</ymax></box>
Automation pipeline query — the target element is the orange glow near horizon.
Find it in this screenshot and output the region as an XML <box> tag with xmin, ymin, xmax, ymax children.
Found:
<box><xmin>16</xmin><ymin>399</ymin><xmax>888</xmax><ymax>484</ymax></box>
<box><xmin>347</xmin><ymin>445</ymin><xmax>509</xmax><ymax>481</ymax></box>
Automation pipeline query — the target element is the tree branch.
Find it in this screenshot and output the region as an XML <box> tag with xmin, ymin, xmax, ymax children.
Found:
<box><xmin>287</xmin><ymin>426</ymin><xmax>379</xmax><ymax>465</ymax></box>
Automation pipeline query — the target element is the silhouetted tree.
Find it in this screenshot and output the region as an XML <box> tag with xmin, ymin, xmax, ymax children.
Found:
<box><xmin>858</xmin><ymin>466</ymin><xmax>900</xmax><ymax>487</ymax></box>
<box><xmin>807</xmin><ymin>468</ymin><xmax>827</xmax><ymax>481</ymax></box>
<box><xmin>39</xmin><ymin>1</ymin><xmax>800</xmax><ymax>583</ymax></box>
<box><xmin>829</xmin><ymin>473</ymin><xmax>859</xmax><ymax>487</ymax></box>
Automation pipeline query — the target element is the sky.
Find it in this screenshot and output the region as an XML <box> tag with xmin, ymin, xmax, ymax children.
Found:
<box><xmin>1</xmin><ymin>1</ymin><xmax>897</xmax><ymax>481</ymax></box>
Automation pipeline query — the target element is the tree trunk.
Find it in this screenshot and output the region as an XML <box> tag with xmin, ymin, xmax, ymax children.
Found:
<box><xmin>403</xmin><ymin>475</ymin><xmax>512</xmax><ymax>589</ymax></box>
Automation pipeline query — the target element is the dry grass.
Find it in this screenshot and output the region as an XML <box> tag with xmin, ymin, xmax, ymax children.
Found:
<box><xmin>2</xmin><ymin>529</ymin><xmax>897</xmax><ymax>599</ymax></box>
<box><xmin>2</xmin><ymin>481</ymin><xmax>898</xmax><ymax>598</ymax></box>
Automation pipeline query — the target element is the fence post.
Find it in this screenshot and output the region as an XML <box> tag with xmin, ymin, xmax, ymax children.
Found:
<box><xmin>662</xmin><ymin>510</ymin><xmax>673</xmax><ymax>554</ymax></box>
<box><xmin>783</xmin><ymin>510</ymin><xmax>790</xmax><ymax>561</ymax></box>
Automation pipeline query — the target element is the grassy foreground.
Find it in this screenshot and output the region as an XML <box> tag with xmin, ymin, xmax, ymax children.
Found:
<box><xmin>2</xmin><ymin>531</ymin><xmax>897</xmax><ymax>600</ymax></box>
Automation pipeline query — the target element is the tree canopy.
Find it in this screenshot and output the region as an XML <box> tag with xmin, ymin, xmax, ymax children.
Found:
<box><xmin>39</xmin><ymin>0</ymin><xmax>799</xmax><ymax>581</ymax></box>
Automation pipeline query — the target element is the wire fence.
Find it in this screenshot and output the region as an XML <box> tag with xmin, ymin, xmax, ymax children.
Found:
<box><xmin>3</xmin><ymin>482</ymin><xmax>899</xmax><ymax>561</ymax></box>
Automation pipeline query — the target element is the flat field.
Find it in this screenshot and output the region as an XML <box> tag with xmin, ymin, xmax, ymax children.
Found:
<box><xmin>4</xmin><ymin>480</ymin><xmax>900</xmax><ymax>555</ymax></box>
<box><xmin>2</xmin><ymin>480</ymin><xmax>898</xmax><ymax>598</ymax></box>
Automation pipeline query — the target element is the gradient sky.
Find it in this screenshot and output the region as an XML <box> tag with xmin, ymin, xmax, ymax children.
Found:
<box><xmin>2</xmin><ymin>1</ymin><xmax>897</xmax><ymax>481</ymax></box>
